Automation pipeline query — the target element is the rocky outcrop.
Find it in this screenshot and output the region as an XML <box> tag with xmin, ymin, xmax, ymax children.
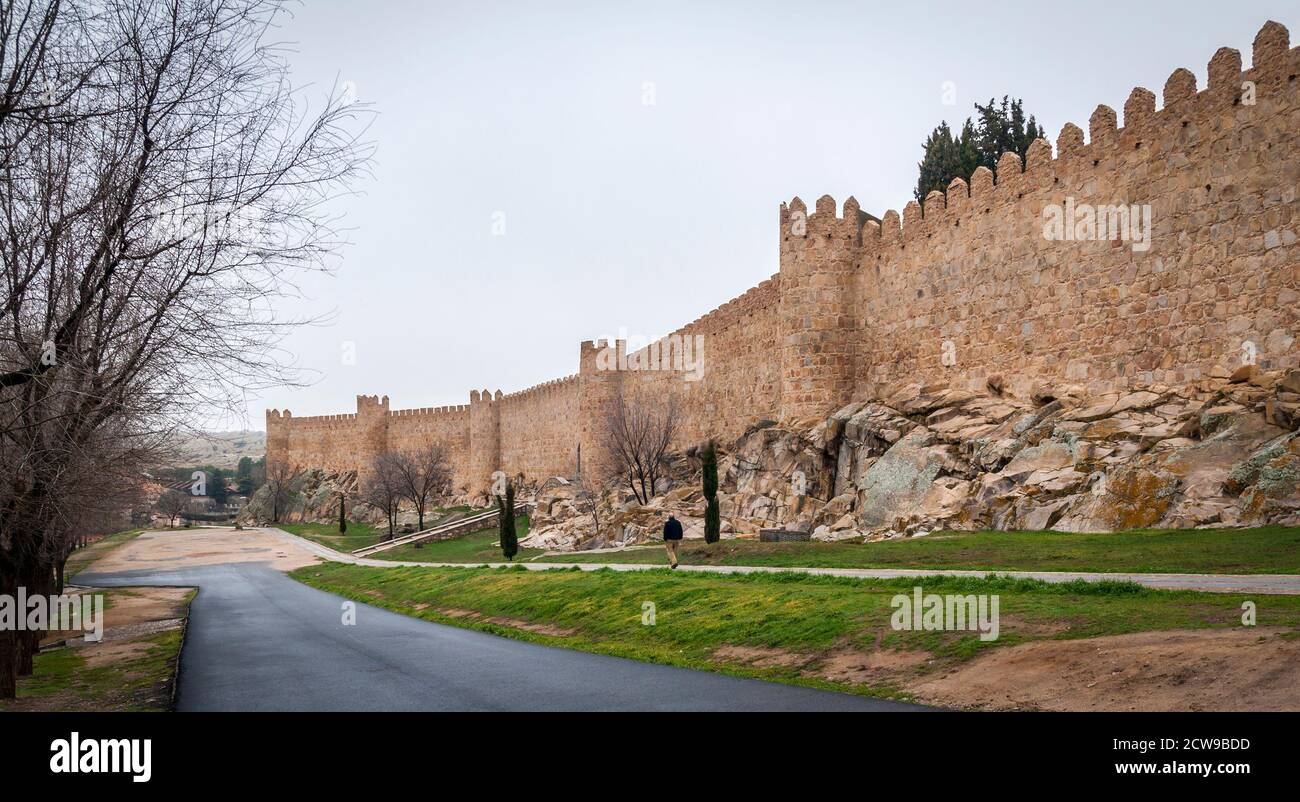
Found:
<box><xmin>239</xmin><ymin>468</ymin><xmax>366</xmax><ymax>526</ymax></box>
<box><xmin>823</xmin><ymin>370</ymin><xmax>1300</xmax><ymax>538</ymax></box>
<box><xmin>522</xmin><ymin>368</ymin><xmax>1300</xmax><ymax>550</ymax></box>
<box><xmin>520</xmin><ymin>456</ymin><xmax>712</xmax><ymax>551</ymax></box>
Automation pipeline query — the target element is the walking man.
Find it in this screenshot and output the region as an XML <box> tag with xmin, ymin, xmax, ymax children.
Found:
<box><xmin>663</xmin><ymin>513</ymin><xmax>684</xmax><ymax>569</ymax></box>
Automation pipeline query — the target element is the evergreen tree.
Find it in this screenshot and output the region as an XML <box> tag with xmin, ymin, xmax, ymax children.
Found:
<box><xmin>914</xmin><ymin>97</ymin><xmax>1043</xmax><ymax>206</ymax></box>
<box><xmin>914</xmin><ymin>120</ymin><xmax>980</xmax><ymax>204</ymax></box>
<box><xmin>701</xmin><ymin>439</ymin><xmax>720</xmax><ymax>544</ymax></box>
<box><xmin>973</xmin><ymin>96</ymin><xmax>1044</xmax><ymax>175</ymax></box>
<box><xmin>206</xmin><ymin>467</ymin><xmax>229</xmax><ymax>505</ymax></box>
<box><xmin>498</xmin><ymin>482</ymin><xmax>518</xmax><ymax>561</ymax></box>
<box><xmin>237</xmin><ymin>455</ymin><xmax>264</xmax><ymax>495</ymax></box>
<box><xmin>338</xmin><ymin>492</ymin><xmax>347</xmax><ymax>534</ymax></box>
<box><xmin>236</xmin><ymin>456</ymin><xmax>255</xmax><ymax>496</ymax></box>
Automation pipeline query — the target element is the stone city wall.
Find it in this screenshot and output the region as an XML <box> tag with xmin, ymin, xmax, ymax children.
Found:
<box><xmin>268</xmin><ymin>21</ymin><xmax>1299</xmax><ymax>497</ymax></box>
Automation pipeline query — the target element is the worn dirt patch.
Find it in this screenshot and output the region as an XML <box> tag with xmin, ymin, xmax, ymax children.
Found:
<box><xmin>712</xmin><ymin>643</ymin><xmax>930</xmax><ymax>685</ymax></box>
<box><xmin>996</xmin><ymin>614</ymin><xmax>1071</xmax><ymax>637</ymax></box>
<box><xmin>98</xmin><ymin>619</ymin><xmax>186</xmax><ymax>642</ymax></box>
<box><xmin>82</xmin><ymin>639</ymin><xmax>155</xmax><ymax>669</ymax></box>
<box><xmin>909</xmin><ymin>626</ymin><xmax>1300</xmax><ymax>711</ymax></box>
<box><xmin>817</xmin><ymin>647</ymin><xmax>932</xmax><ymax>684</ymax></box>
<box><xmin>713</xmin><ymin>645</ymin><xmax>815</xmax><ymax>669</ymax></box>
<box><xmin>82</xmin><ymin>526</ymin><xmax>320</xmax><ymax>575</ymax></box>
<box><xmin>36</xmin><ymin>586</ymin><xmax>191</xmax><ymax>646</ymax></box>
<box><xmin>437</xmin><ymin>607</ymin><xmax>575</xmax><ymax>637</ymax></box>
<box><xmin>714</xmin><ymin>628</ymin><xmax>1300</xmax><ymax>711</ymax></box>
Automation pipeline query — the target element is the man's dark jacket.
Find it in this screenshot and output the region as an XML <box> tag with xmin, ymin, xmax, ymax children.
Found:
<box><xmin>663</xmin><ymin>517</ymin><xmax>683</xmax><ymax>541</ymax></box>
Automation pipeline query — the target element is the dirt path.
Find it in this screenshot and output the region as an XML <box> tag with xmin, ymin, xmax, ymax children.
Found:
<box><xmin>83</xmin><ymin>526</ymin><xmax>321</xmax><ymax>575</ymax></box>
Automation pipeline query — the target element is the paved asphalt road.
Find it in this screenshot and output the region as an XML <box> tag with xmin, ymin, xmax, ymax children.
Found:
<box><xmin>78</xmin><ymin>563</ymin><xmax>926</xmax><ymax>712</ymax></box>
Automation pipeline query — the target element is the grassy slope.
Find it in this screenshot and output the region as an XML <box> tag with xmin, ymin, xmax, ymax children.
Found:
<box><xmin>291</xmin><ymin>563</ymin><xmax>1300</xmax><ymax>699</ymax></box>
<box><xmin>541</xmin><ymin>526</ymin><xmax>1300</xmax><ymax>575</ymax></box>
<box><xmin>278</xmin><ymin>521</ymin><xmax>384</xmax><ymax>552</ymax></box>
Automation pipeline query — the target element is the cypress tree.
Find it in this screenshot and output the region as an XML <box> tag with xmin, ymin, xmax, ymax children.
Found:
<box><xmin>338</xmin><ymin>492</ymin><xmax>347</xmax><ymax>534</ymax></box>
<box><xmin>499</xmin><ymin>482</ymin><xmax>518</xmax><ymax>561</ymax></box>
<box><xmin>702</xmin><ymin>439</ymin><xmax>720</xmax><ymax>544</ymax></box>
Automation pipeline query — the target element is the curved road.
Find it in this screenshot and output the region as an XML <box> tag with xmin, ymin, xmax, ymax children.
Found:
<box><xmin>78</xmin><ymin>562</ymin><xmax>926</xmax><ymax>712</ymax></box>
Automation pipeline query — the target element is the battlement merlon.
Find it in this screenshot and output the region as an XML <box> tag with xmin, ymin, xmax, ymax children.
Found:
<box><xmin>356</xmin><ymin>394</ymin><xmax>389</xmax><ymax>413</ymax></box>
<box><xmin>775</xmin><ymin>22</ymin><xmax>1296</xmax><ymax>256</ymax></box>
<box><xmin>579</xmin><ymin>338</ymin><xmax>627</xmax><ymax>376</ymax></box>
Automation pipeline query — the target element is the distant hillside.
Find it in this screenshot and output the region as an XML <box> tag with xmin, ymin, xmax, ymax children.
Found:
<box><xmin>168</xmin><ymin>431</ymin><xmax>266</xmax><ymax>470</ymax></box>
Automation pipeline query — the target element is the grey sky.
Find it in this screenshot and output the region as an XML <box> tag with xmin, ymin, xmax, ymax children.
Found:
<box><xmin>235</xmin><ymin>0</ymin><xmax>1295</xmax><ymax>429</ymax></box>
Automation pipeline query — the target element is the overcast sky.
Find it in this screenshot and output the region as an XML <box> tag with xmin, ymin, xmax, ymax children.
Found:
<box><xmin>228</xmin><ymin>0</ymin><xmax>1295</xmax><ymax>430</ymax></box>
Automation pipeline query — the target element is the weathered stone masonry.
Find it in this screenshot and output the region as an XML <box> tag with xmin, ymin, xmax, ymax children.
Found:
<box><xmin>268</xmin><ymin>21</ymin><xmax>1300</xmax><ymax>497</ymax></box>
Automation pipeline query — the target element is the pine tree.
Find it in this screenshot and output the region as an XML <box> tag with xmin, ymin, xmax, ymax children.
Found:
<box><xmin>206</xmin><ymin>466</ymin><xmax>229</xmax><ymax>505</ymax></box>
<box><xmin>914</xmin><ymin>96</ymin><xmax>1043</xmax><ymax>206</ymax></box>
<box><xmin>499</xmin><ymin>482</ymin><xmax>518</xmax><ymax>561</ymax></box>
<box><xmin>236</xmin><ymin>456</ymin><xmax>256</xmax><ymax>495</ymax></box>
<box><xmin>914</xmin><ymin>121</ymin><xmax>955</xmax><ymax>203</ymax></box>
<box><xmin>702</xmin><ymin>439</ymin><xmax>720</xmax><ymax>544</ymax></box>
<box><xmin>973</xmin><ymin>96</ymin><xmax>1044</xmax><ymax>177</ymax></box>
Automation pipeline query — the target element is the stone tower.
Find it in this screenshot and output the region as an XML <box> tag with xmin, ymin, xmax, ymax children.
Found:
<box><xmin>355</xmin><ymin>394</ymin><xmax>390</xmax><ymax>475</ymax></box>
<box><xmin>264</xmin><ymin>408</ymin><xmax>290</xmax><ymax>467</ymax></box>
<box><xmin>777</xmin><ymin>195</ymin><xmax>867</xmax><ymax>422</ymax></box>
<box><xmin>577</xmin><ymin>338</ymin><xmax>625</xmax><ymax>478</ymax></box>
<box><xmin>467</xmin><ymin>388</ymin><xmax>501</xmax><ymax>495</ymax></box>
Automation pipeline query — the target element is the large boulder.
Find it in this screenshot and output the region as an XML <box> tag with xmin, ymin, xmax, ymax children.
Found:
<box><xmin>854</xmin><ymin>428</ymin><xmax>947</xmax><ymax>530</ymax></box>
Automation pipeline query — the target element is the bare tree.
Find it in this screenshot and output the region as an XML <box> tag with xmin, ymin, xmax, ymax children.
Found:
<box><xmin>57</xmin><ymin>472</ymin><xmax>144</xmax><ymax>592</ymax></box>
<box><xmin>0</xmin><ymin>0</ymin><xmax>372</xmax><ymax>698</ymax></box>
<box><xmin>390</xmin><ymin>442</ymin><xmax>452</xmax><ymax>530</ymax></box>
<box><xmin>157</xmin><ymin>489</ymin><xmax>189</xmax><ymax>528</ymax></box>
<box><xmin>603</xmin><ymin>395</ymin><xmax>678</xmax><ymax>504</ymax></box>
<box><xmin>362</xmin><ymin>452</ymin><xmax>404</xmax><ymax>539</ymax></box>
<box><xmin>264</xmin><ymin>461</ymin><xmax>299</xmax><ymax>524</ymax></box>
<box><xmin>0</xmin><ymin>1</ymin><xmax>102</xmax><ymax>170</ymax></box>
<box><xmin>574</xmin><ymin>470</ymin><xmax>617</xmax><ymax>542</ymax></box>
